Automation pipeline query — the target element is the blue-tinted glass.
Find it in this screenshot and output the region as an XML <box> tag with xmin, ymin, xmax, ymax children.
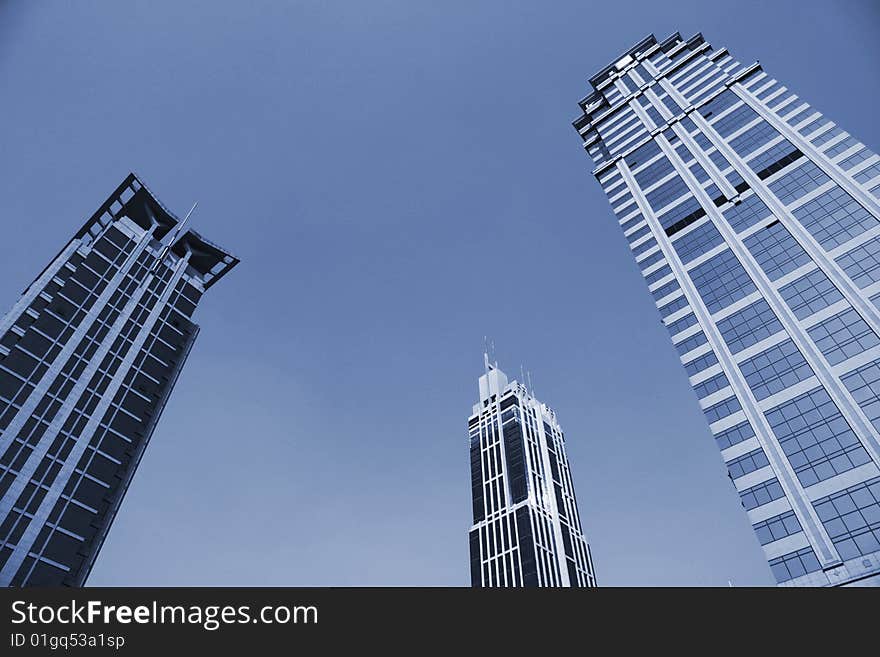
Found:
<box><xmin>714</xmin><ymin>419</ymin><xmax>755</xmax><ymax>449</ymax></box>
<box><xmin>694</xmin><ymin>371</ymin><xmax>729</xmax><ymax>399</ymax></box>
<box><xmin>672</xmin><ymin>220</ymin><xmax>724</xmax><ymax>264</ymax></box>
<box><xmin>768</xmin><ymin>160</ymin><xmax>831</xmax><ymax>206</ymax></box>
<box><xmin>726</xmin><ymin>447</ymin><xmax>769</xmax><ymax>479</ymax></box>
<box><xmin>793</xmin><ymin>187</ymin><xmax>877</xmax><ymax>250</ymax></box>
<box><xmin>842</xmin><ymin>359</ymin><xmax>880</xmax><ymax>435</ymax></box>
<box><xmin>807</xmin><ymin>308</ymin><xmax>879</xmax><ymax>366</ymax></box>
<box><xmin>812</xmin><ymin>477</ymin><xmax>880</xmax><ymax>560</ymax></box>
<box><xmin>729</xmin><ymin>120</ymin><xmax>780</xmax><ymax>158</ymax></box>
<box><xmin>740</xmin><ymin>339</ymin><xmax>813</xmax><ymax>401</ymax></box>
<box><xmin>690</xmin><ymin>249</ymin><xmax>756</xmax><ymax>313</ymax></box>
<box><xmin>685</xmin><ymin>350</ymin><xmax>718</xmax><ymax>376</ymax></box>
<box><xmin>744</xmin><ymin>221</ymin><xmax>811</xmax><ymax>281</ymax></box>
<box><xmin>646</xmin><ymin>175</ymin><xmax>690</xmax><ymax>212</ymax></box>
<box><xmin>778</xmin><ymin>268</ymin><xmax>844</xmax><ymax>319</ymax></box>
<box><xmin>765</xmin><ymin>387</ymin><xmax>870</xmax><ymax>487</ymax></box>
<box><xmin>723</xmin><ymin>193</ymin><xmax>772</xmax><ymax>232</ymax></box>
<box><xmin>717</xmin><ymin>298</ymin><xmax>783</xmax><ymax>354</ymax></box>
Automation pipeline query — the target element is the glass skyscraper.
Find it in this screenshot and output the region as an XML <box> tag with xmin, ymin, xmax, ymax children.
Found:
<box><xmin>0</xmin><ymin>173</ymin><xmax>237</xmax><ymax>586</ymax></box>
<box><xmin>467</xmin><ymin>356</ymin><xmax>597</xmax><ymax>587</ymax></box>
<box><xmin>573</xmin><ymin>32</ymin><xmax>880</xmax><ymax>586</ymax></box>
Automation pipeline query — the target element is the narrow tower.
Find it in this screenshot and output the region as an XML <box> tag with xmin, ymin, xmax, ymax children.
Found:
<box><xmin>573</xmin><ymin>32</ymin><xmax>880</xmax><ymax>586</ymax></box>
<box><xmin>467</xmin><ymin>356</ymin><xmax>596</xmax><ymax>587</ymax></box>
<box><xmin>0</xmin><ymin>173</ymin><xmax>238</xmax><ymax>586</ymax></box>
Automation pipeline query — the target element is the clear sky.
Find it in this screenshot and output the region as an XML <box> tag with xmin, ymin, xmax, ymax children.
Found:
<box><xmin>1</xmin><ymin>1</ymin><xmax>879</xmax><ymax>586</ymax></box>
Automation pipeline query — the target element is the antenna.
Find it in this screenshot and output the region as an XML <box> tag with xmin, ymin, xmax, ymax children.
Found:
<box><xmin>526</xmin><ymin>370</ymin><xmax>534</xmax><ymax>396</ymax></box>
<box><xmin>151</xmin><ymin>201</ymin><xmax>199</xmax><ymax>272</ymax></box>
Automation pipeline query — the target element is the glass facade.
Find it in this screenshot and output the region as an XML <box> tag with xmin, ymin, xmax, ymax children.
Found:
<box><xmin>467</xmin><ymin>359</ymin><xmax>597</xmax><ymax>587</ymax></box>
<box><xmin>0</xmin><ymin>174</ymin><xmax>238</xmax><ymax>586</ymax></box>
<box><xmin>574</xmin><ymin>32</ymin><xmax>880</xmax><ymax>586</ymax></box>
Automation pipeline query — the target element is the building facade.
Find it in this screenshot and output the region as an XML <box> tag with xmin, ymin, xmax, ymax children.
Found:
<box><xmin>573</xmin><ymin>32</ymin><xmax>880</xmax><ymax>586</ymax></box>
<box><xmin>467</xmin><ymin>357</ymin><xmax>597</xmax><ymax>587</ymax></box>
<box><xmin>0</xmin><ymin>173</ymin><xmax>237</xmax><ymax>586</ymax></box>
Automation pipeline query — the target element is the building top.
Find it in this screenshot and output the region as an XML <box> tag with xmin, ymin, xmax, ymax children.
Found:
<box><xmin>471</xmin><ymin>356</ymin><xmax>558</xmax><ymax>426</ymax></box>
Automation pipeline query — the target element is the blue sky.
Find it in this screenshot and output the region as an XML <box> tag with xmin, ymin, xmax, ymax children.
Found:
<box><xmin>1</xmin><ymin>1</ymin><xmax>878</xmax><ymax>586</ymax></box>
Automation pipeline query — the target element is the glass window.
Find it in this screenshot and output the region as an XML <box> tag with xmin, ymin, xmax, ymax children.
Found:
<box><xmin>744</xmin><ymin>220</ymin><xmax>811</xmax><ymax>281</ymax></box>
<box><xmin>690</xmin><ymin>249</ymin><xmax>756</xmax><ymax>313</ymax></box>
<box><xmin>723</xmin><ymin>193</ymin><xmax>773</xmax><ymax>233</ymax></box>
<box><xmin>807</xmin><ymin>308</ymin><xmax>879</xmax><ymax>366</ymax></box>
<box><xmin>812</xmin><ymin>476</ymin><xmax>880</xmax><ymax>561</ymax></box>
<box><xmin>739</xmin><ymin>339</ymin><xmax>813</xmax><ymax>401</ymax></box>
<box><xmin>778</xmin><ymin>268</ymin><xmax>844</xmax><ymax>320</ymax></box>
<box><xmin>768</xmin><ymin>160</ymin><xmax>831</xmax><ymax>207</ymax></box>
<box><xmin>714</xmin><ymin>419</ymin><xmax>756</xmax><ymax>450</ymax></box>
<box><xmin>765</xmin><ymin>386</ymin><xmax>870</xmax><ymax>487</ymax></box>
<box><xmin>673</xmin><ymin>220</ymin><xmax>724</xmax><ymax>264</ymax></box>
<box><xmin>792</xmin><ymin>186</ymin><xmax>877</xmax><ymax>250</ymax></box>
<box><xmin>717</xmin><ymin>298</ymin><xmax>784</xmax><ymax>354</ymax></box>
<box><xmin>726</xmin><ymin>447</ymin><xmax>770</xmax><ymax>479</ymax></box>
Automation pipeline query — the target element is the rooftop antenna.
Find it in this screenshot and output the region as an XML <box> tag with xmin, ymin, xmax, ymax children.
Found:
<box><xmin>152</xmin><ymin>201</ymin><xmax>198</xmax><ymax>272</ymax></box>
<box><xmin>482</xmin><ymin>336</ymin><xmax>491</xmax><ymax>373</ymax></box>
<box><xmin>527</xmin><ymin>370</ymin><xmax>534</xmax><ymax>396</ymax></box>
<box><xmin>520</xmin><ymin>364</ymin><xmax>526</xmax><ymax>387</ymax></box>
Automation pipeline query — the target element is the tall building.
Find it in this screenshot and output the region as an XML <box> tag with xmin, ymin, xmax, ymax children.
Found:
<box><xmin>573</xmin><ymin>32</ymin><xmax>880</xmax><ymax>586</ymax></box>
<box><xmin>0</xmin><ymin>173</ymin><xmax>238</xmax><ymax>586</ymax></box>
<box><xmin>467</xmin><ymin>356</ymin><xmax>597</xmax><ymax>587</ymax></box>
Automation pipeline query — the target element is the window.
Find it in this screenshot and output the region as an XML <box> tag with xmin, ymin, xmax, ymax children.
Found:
<box><xmin>659</xmin><ymin>198</ymin><xmax>706</xmax><ymax>235</ymax></box>
<box><xmin>666</xmin><ymin>312</ymin><xmax>698</xmax><ymax>337</ymax></box>
<box><xmin>836</xmin><ymin>235</ymin><xmax>880</xmax><ymax>288</ymax></box>
<box><xmin>638</xmin><ymin>249</ymin><xmax>666</xmax><ymax>271</ymax></box>
<box><xmin>698</xmin><ymin>90</ymin><xmax>739</xmax><ymax>121</ymax></box>
<box><xmin>778</xmin><ymin>268</ymin><xmax>844</xmax><ymax>320</ymax></box>
<box><xmin>685</xmin><ymin>350</ymin><xmax>718</xmax><ymax>377</ymax></box>
<box><xmin>651</xmin><ymin>278</ymin><xmax>681</xmax><ymax>302</ymax></box>
<box><xmin>717</xmin><ymin>298</ymin><xmax>784</xmax><ymax>354</ymax></box>
<box><xmin>739</xmin><ymin>339</ymin><xmax>813</xmax><ymax>401</ymax></box>
<box><xmin>813</xmin><ymin>477</ymin><xmax>880</xmax><ymax>561</ymax></box>
<box><xmin>748</xmin><ymin>140</ymin><xmax>799</xmax><ymax>179</ymax></box>
<box><xmin>745</xmin><ymin>221</ymin><xmax>811</xmax><ymax>281</ymax></box>
<box><xmin>690</xmin><ymin>249</ymin><xmax>756</xmax><ymax>313</ymax></box>
<box><xmin>842</xmin><ymin>358</ymin><xmax>880</xmax><ymax>434</ymax></box>
<box><xmin>634</xmin><ymin>157</ymin><xmax>675</xmax><ymax>189</ymax></box>
<box><xmin>768</xmin><ymin>160</ymin><xmax>831</xmax><ymax>206</ymax></box>
<box><xmin>723</xmin><ymin>193</ymin><xmax>772</xmax><ymax>233</ymax></box>
<box><xmin>726</xmin><ymin>447</ymin><xmax>769</xmax><ymax>479</ymax></box>
<box><xmin>673</xmin><ymin>220</ymin><xmax>724</xmax><ymax>265</ymax></box>
<box><xmin>807</xmin><ymin>308</ymin><xmax>879</xmax><ymax>365</ymax></box>
<box><xmin>715</xmin><ymin>419</ymin><xmax>755</xmax><ymax>450</ymax></box>
<box><xmin>792</xmin><ymin>186</ymin><xmax>877</xmax><ymax>250</ymax></box>
<box><xmin>624</xmin><ymin>140</ymin><xmax>661</xmax><ymax>169</ymax></box>
<box><xmin>740</xmin><ymin>477</ymin><xmax>785</xmax><ymax>510</ymax></box>
<box><xmin>729</xmin><ymin>120</ymin><xmax>780</xmax><ymax>159</ymax></box>
<box><xmin>659</xmin><ymin>294</ymin><xmax>689</xmax><ymax>318</ymax></box>
<box><xmin>712</xmin><ymin>103</ymin><xmax>760</xmax><ymax>139</ymax></box>
<box><xmin>620</xmin><ymin>212</ymin><xmax>645</xmax><ymax>233</ymax></box>
<box><xmin>753</xmin><ymin>510</ymin><xmax>803</xmax><ymax>546</ymax></box>
<box><xmin>646</xmin><ymin>175</ymin><xmax>690</xmax><ymax>212</ymax></box>
<box><xmin>694</xmin><ymin>371</ymin><xmax>729</xmax><ymax>399</ymax></box>
<box><xmin>632</xmin><ymin>236</ymin><xmax>657</xmax><ymax>258</ymax></box>
<box><xmin>765</xmin><ymin>387</ymin><xmax>870</xmax><ymax>487</ymax></box>
<box><xmin>703</xmin><ymin>394</ymin><xmax>742</xmax><ymax>424</ymax></box>
<box><xmin>768</xmin><ymin>547</ymin><xmax>821</xmax><ymax>583</ymax></box>
<box><xmin>625</xmin><ymin>224</ymin><xmax>651</xmax><ymax>244</ymax></box>
<box><xmin>645</xmin><ymin>264</ymin><xmax>672</xmax><ymax>287</ymax></box>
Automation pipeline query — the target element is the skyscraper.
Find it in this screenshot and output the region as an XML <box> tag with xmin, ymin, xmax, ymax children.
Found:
<box><xmin>573</xmin><ymin>32</ymin><xmax>880</xmax><ymax>586</ymax></box>
<box><xmin>467</xmin><ymin>356</ymin><xmax>597</xmax><ymax>587</ymax></box>
<box><xmin>0</xmin><ymin>173</ymin><xmax>237</xmax><ymax>586</ymax></box>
